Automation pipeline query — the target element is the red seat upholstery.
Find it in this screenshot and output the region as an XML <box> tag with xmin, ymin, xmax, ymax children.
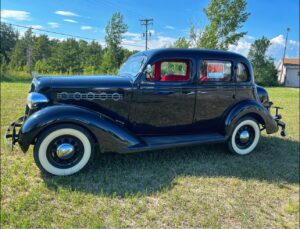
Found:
<box><xmin>161</xmin><ymin>74</ymin><xmax>189</xmax><ymax>81</ymax></box>
<box><xmin>147</xmin><ymin>59</ymin><xmax>191</xmax><ymax>82</ymax></box>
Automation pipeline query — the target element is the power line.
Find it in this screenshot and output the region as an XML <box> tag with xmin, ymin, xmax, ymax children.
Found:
<box><xmin>5</xmin><ymin>22</ymin><xmax>144</xmax><ymax>48</ymax></box>
<box><xmin>6</xmin><ymin>23</ymin><xmax>96</xmax><ymax>41</ymax></box>
<box><xmin>140</xmin><ymin>19</ymin><xmax>153</xmax><ymax>50</ymax></box>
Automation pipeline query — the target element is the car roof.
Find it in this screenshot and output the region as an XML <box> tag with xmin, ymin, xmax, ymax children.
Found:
<box><xmin>137</xmin><ymin>48</ymin><xmax>246</xmax><ymax>60</ymax></box>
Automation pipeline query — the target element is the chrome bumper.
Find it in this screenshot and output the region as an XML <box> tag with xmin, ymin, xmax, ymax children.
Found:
<box><xmin>4</xmin><ymin>116</ymin><xmax>25</xmax><ymax>151</ymax></box>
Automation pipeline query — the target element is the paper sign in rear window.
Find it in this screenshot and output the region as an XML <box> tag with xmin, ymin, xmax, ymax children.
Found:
<box><xmin>207</xmin><ymin>62</ymin><xmax>224</xmax><ymax>79</ymax></box>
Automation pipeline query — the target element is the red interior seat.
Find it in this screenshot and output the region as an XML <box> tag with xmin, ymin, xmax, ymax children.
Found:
<box><xmin>148</xmin><ymin>60</ymin><xmax>190</xmax><ymax>82</ymax></box>
<box><xmin>161</xmin><ymin>74</ymin><xmax>189</xmax><ymax>81</ymax></box>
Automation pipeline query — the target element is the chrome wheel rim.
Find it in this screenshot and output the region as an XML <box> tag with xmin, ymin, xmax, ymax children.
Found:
<box><xmin>235</xmin><ymin>125</ymin><xmax>255</xmax><ymax>149</ymax></box>
<box><xmin>46</xmin><ymin>135</ymin><xmax>84</xmax><ymax>169</ymax></box>
<box><xmin>56</xmin><ymin>143</ymin><xmax>75</xmax><ymax>159</ymax></box>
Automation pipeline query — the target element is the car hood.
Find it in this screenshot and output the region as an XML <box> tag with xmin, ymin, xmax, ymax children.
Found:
<box><xmin>32</xmin><ymin>75</ymin><xmax>133</xmax><ymax>92</ymax></box>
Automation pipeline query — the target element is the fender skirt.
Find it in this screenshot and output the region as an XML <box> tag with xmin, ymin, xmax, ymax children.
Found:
<box><xmin>224</xmin><ymin>100</ymin><xmax>278</xmax><ymax>137</ymax></box>
<box><xmin>18</xmin><ymin>105</ymin><xmax>143</xmax><ymax>153</ymax></box>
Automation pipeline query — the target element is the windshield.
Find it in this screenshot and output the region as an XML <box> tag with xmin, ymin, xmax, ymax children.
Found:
<box><xmin>118</xmin><ymin>55</ymin><xmax>146</xmax><ymax>77</ymax></box>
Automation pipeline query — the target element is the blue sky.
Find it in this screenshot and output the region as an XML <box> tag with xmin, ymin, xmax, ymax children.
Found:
<box><xmin>1</xmin><ymin>0</ymin><xmax>299</xmax><ymax>62</ymax></box>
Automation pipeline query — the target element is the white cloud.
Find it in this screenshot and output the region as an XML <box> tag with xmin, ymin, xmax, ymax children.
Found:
<box><xmin>228</xmin><ymin>34</ymin><xmax>300</xmax><ymax>62</ymax></box>
<box><xmin>81</xmin><ymin>26</ymin><xmax>93</xmax><ymax>30</ymax></box>
<box><xmin>270</xmin><ymin>34</ymin><xmax>285</xmax><ymax>46</ymax></box>
<box><xmin>64</xmin><ymin>19</ymin><xmax>77</xmax><ymax>23</ymax></box>
<box><xmin>228</xmin><ymin>37</ymin><xmax>252</xmax><ymax>56</ymax></box>
<box><xmin>1</xmin><ymin>10</ymin><xmax>30</xmax><ymax>21</ymax></box>
<box><xmin>289</xmin><ymin>40</ymin><xmax>298</xmax><ymax>45</ymax></box>
<box><xmin>124</xmin><ymin>32</ymin><xmax>142</xmax><ymax>41</ymax></box>
<box><xmin>268</xmin><ymin>34</ymin><xmax>300</xmax><ymax>61</ymax></box>
<box><xmin>149</xmin><ymin>35</ymin><xmax>177</xmax><ymax>49</ymax></box>
<box><xmin>48</xmin><ymin>22</ymin><xmax>59</xmax><ymax>28</ymax></box>
<box><xmin>30</xmin><ymin>25</ymin><xmax>43</xmax><ymax>29</ymax></box>
<box><xmin>149</xmin><ymin>29</ymin><xmax>155</xmax><ymax>36</ymax></box>
<box><xmin>122</xmin><ymin>35</ymin><xmax>177</xmax><ymax>51</ymax></box>
<box><xmin>165</xmin><ymin>25</ymin><xmax>175</xmax><ymax>30</ymax></box>
<box><xmin>55</xmin><ymin>10</ymin><xmax>78</xmax><ymax>17</ymax></box>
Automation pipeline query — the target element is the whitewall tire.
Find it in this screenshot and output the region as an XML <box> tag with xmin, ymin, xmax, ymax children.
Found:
<box><xmin>228</xmin><ymin>118</ymin><xmax>260</xmax><ymax>155</ymax></box>
<box><xmin>34</xmin><ymin>124</ymin><xmax>94</xmax><ymax>176</ymax></box>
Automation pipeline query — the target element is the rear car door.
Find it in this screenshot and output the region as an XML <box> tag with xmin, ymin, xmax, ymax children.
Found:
<box><xmin>194</xmin><ymin>59</ymin><xmax>236</xmax><ymax>132</ymax></box>
<box><xmin>130</xmin><ymin>58</ymin><xmax>197</xmax><ymax>135</ymax></box>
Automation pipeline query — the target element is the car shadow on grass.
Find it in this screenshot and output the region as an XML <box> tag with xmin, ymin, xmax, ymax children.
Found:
<box><xmin>42</xmin><ymin>136</ymin><xmax>299</xmax><ymax>197</ymax></box>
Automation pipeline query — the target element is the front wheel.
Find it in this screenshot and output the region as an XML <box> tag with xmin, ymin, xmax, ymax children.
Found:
<box><xmin>34</xmin><ymin>124</ymin><xmax>94</xmax><ymax>176</ymax></box>
<box><xmin>228</xmin><ymin>118</ymin><xmax>260</xmax><ymax>155</ymax></box>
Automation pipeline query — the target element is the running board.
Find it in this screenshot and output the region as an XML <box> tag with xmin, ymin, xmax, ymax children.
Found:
<box><xmin>124</xmin><ymin>133</ymin><xmax>226</xmax><ymax>153</ymax></box>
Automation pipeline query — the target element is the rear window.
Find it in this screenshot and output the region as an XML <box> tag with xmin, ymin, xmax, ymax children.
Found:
<box><xmin>237</xmin><ymin>63</ymin><xmax>250</xmax><ymax>82</ymax></box>
<box><xmin>200</xmin><ymin>60</ymin><xmax>232</xmax><ymax>82</ymax></box>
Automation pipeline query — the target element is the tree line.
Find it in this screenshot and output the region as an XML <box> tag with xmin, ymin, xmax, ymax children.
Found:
<box><xmin>1</xmin><ymin>12</ymin><xmax>136</xmax><ymax>76</ymax></box>
<box><xmin>1</xmin><ymin>0</ymin><xmax>279</xmax><ymax>86</ymax></box>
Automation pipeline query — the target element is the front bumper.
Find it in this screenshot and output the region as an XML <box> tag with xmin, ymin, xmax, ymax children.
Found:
<box><xmin>4</xmin><ymin>116</ymin><xmax>26</xmax><ymax>151</ymax></box>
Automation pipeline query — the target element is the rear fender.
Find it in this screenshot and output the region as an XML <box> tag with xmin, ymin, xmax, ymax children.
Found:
<box><xmin>224</xmin><ymin>100</ymin><xmax>278</xmax><ymax>137</ymax></box>
<box><xmin>19</xmin><ymin>105</ymin><xmax>142</xmax><ymax>153</ymax></box>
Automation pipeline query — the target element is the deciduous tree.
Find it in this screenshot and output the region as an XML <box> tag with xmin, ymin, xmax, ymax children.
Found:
<box><xmin>197</xmin><ymin>0</ymin><xmax>250</xmax><ymax>50</ymax></box>
<box><xmin>248</xmin><ymin>37</ymin><xmax>278</xmax><ymax>86</ymax></box>
<box><xmin>0</xmin><ymin>23</ymin><xmax>18</xmax><ymax>63</ymax></box>
<box><xmin>172</xmin><ymin>37</ymin><xmax>190</xmax><ymax>48</ymax></box>
<box><xmin>103</xmin><ymin>12</ymin><xmax>128</xmax><ymax>72</ymax></box>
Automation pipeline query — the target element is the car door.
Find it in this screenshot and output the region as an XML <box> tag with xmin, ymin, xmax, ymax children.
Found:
<box><xmin>129</xmin><ymin>58</ymin><xmax>197</xmax><ymax>135</ymax></box>
<box><xmin>194</xmin><ymin>58</ymin><xmax>236</xmax><ymax>132</ymax></box>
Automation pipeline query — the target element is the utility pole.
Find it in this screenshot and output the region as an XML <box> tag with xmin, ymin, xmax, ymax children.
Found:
<box><xmin>140</xmin><ymin>18</ymin><xmax>153</xmax><ymax>50</ymax></box>
<box><xmin>25</xmin><ymin>27</ymin><xmax>33</xmax><ymax>74</ymax></box>
<box><xmin>280</xmin><ymin>27</ymin><xmax>290</xmax><ymax>83</ymax></box>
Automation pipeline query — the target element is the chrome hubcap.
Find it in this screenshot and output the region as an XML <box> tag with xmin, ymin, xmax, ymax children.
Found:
<box><xmin>56</xmin><ymin>143</ymin><xmax>75</xmax><ymax>159</ymax></box>
<box><xmin>239</xmin><ymin>130</ymin><xmax>250</xmax><ymax>143</ymax></box>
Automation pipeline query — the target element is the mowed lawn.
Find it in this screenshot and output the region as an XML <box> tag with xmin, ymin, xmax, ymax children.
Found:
<box><xmin>1</xmin><ymin>82</ymin><xmax>299</xmax><ymax>228</ymax></box>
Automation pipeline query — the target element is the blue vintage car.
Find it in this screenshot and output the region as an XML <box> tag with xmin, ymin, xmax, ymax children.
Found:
<box><xmin>6</xmin><ymin>49</ymin><xmax>286</xmax><ymax>176</ymax></box>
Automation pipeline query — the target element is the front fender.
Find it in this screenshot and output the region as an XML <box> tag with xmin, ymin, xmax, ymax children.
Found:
<box><xmin>18</xmin><ymin>105</ymin><xmax>142</xmax><ymax>153</ymax></box>
<box><xmin>224</xmin><ymin>100</ymin><xmax>278</xmax><ymax>137</ymax></box>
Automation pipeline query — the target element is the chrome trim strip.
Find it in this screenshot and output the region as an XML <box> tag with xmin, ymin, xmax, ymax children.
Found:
<box><xmin>57</xmin><ymin>92</ymin><xmax>123</xmax><ymax>101</ymax></box>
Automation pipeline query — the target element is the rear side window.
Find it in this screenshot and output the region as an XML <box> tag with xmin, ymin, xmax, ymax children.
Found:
<box><xmin>200</xmin><ymin>60</ymin><xmax>232</xmax><ymax>82</ymax></box>
<box><xmin>237</xmin><ymin>63</ymin><xmax>250</xmax><ymax>82</ymax></box>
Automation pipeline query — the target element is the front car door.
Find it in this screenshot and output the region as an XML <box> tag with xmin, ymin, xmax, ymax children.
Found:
<box><xmin>129</xmin><ymin>57</ymin><xmax>197</xmax><ymax>135</ymax></box>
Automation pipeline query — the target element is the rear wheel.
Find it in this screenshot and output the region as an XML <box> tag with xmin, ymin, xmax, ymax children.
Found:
<box><xmin>228</xmin><ymin>118</ymin><xmax>260</xmax><ymax>155</ymax></box>
<box><xmin>34</xmin><ymin>124</ymin><xmax>94</xmax><ymax>176</ymax></box>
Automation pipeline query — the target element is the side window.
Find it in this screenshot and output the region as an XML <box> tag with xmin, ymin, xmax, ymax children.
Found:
<box><xmin>237</xmin><ymin>63</ymin><xmax>250</xmax><ymax>82</ymax></box>
<box><xmin>146</xmin><ymin>59</ymin><xmax>191</xmax><ymax>82</ymax></box>
<box><xmin>200</xmin><ymin>60</ymin><xmax>232</xmax><ymax>82</ymax></box>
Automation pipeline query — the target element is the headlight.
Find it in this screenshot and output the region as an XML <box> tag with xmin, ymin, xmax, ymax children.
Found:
<box><xmin>27</xmin><ymin>92</ymin><xmax>49</xmax><ymax>109</ymax></box>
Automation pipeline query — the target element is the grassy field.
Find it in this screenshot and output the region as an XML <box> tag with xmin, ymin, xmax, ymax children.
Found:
<box><xmin>1</xmin><ymin>82</ymin><xmax>299</xmax><ymax>228</ymax></box>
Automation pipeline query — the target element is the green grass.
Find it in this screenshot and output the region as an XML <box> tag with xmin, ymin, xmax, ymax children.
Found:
<box><xmin>1</xmin><ymin>83</ymin><xmax>299</xmax><ymax>228</ymax></box>
<box><xmin>1</xmin><ymin>71</ymin><xmax>32</xmax><ymax>82</ymax></box>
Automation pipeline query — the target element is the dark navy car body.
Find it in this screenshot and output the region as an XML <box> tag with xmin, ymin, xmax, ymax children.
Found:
<box><xmin>6</xmin><ymin>48</ymin><xmax>286</xmax><ymax>176</ymax></box>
